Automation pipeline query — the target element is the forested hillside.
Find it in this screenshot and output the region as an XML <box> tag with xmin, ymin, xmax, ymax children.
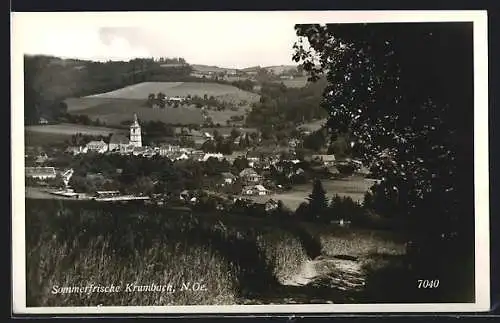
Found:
<box><xmin>245</xmin><ymin>78</ymin><xmax>328</xmax><ymax>128</ymax></box>
<box><xmin>23</xmin><ymin>55</ymin><xmax>194</xmax><ymax>124</ymax></box>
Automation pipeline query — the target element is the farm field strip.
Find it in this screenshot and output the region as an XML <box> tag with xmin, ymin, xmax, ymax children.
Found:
<box><xmin>82</xmin><ymin>82</ymin><xmax>260</xmax><ymax>102</ymax></box>
<box><xmin>25</xmin><ymin>123</ymin><xmax>125</xmax><ymax>136</ymax></box>
<box><xmin>274</xmin><ymin>76</ymin><xmax>310</xmax><ymax>88</ymax></box>
<box><xmin>64</xmin><ymin>82</ymin><xmax>259</xmax><ymax>126</ymax></box>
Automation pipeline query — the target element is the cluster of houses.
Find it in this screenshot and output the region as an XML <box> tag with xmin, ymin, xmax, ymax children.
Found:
<box><xmin>25</xmin><ymin>166</ymin><xmax>74</xmax><ymax>186</ymax></box>
<box><xmin>190</xmin><ymin>68</ymin><xmax>240</xmax><ymax>80</ymax></box>
<box><xmin>27</xmin><ymin>114</ymin><xmax>367</xmax><ymax>204</ymax></box>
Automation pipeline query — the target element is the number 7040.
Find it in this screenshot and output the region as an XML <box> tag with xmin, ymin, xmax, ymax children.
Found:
<box><xmin>417</xmin><ymin>279</ymin><xmax>440</xmax><ymax>288</ymax></box>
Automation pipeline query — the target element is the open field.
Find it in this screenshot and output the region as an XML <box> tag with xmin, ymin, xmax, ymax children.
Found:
<box><xmin>83</xmin><ymin>82</ymin><xmax>260</xmax><ymax>104</ymax></box>
<box><xmin>65</xmin><ymin>82</ymin><xmax>259</xmax><ymax>126</ymax></box>
<box><xmin>25</xmin><ymin>123</ymin><xmax>123</xmax><ymax>136</ymax></box>
<box><xmin>275</xmin><ymin>76</ymin><xmax>310</xmax><ymax>88</ymax></box>
<box><xmin>200</xmin><ymin>127</ymin><xmax>259</xmax><ymax>135</ymax></box>
<box><xmin>25</xmin><ymin>199</ymin><xmax>406</xmax><ymax>306</ymax></box>
<box><xmin>250</xmin><ymin>177</ymin><xmax>374</xmax><ymax>211</ymax></box>
<box><xmin>25</xmin><ymin>131</ymin><xmax>72</xmax><ymax>146</ymax></box>
<box><xmin>297</xmin><ymin>118</ymin><xmax>328</xmax><ymax>133</ymax></box>
<box><xmin>25</xmin><ymin>123</ymin><xmax>126</xmax><ymax>146</ymax></box>
<box><xmin>65</xmin><ymin>97</ymin><xmax>144</xmax><ymax>112</ymax></box>
<box><xmin>66</xmin><ymin>98</ymin><xmax>205</xmax><ymax>126</ymax></box>
<box><xmin>191</xmin><ymin>64</ymin><xmax>237</xmax><ymax>74</ymax></box>
<box><xmin>264</xmin><ymin>65</ymin><xmax>299</xmax><ymax>75</ymax></box>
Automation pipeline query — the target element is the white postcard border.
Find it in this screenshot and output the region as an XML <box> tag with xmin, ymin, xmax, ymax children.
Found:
<box><xmin>11</xmin><ymin>10</ymin><xmax>490</xmax><ymax>314</ymax></box>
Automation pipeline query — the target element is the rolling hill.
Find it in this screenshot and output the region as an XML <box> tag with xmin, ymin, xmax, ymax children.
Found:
<box><xmin>83</xmin><ymin>81</ymin><xmax>259</xmax><ymax>102</ymax></box>
<box><xmin>65</xmin><ymin>82</ymin><xmax>260</xmax><ymax>126</ymax></box>
<box><xmin>66</xmin><ymin>98</ymin><xmax>204</xmax><ymax>126</ymax></box>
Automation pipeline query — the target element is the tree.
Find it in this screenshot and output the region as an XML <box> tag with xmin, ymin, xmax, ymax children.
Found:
<box><xmin>48</xmin><ymin>173</ymin><xmax>66</xmax><ymax>189</ymax></box>
<box><xmin>130</xmin><ymin>176</ymin><xmax>155</xmax><ymax>195</ymax></box>
<box><xmin>156</xmin><ymin>92</ymin><xmax>166</xmax><ymax>108</ymax></box>
<box><xmin>294</xmin><ymin>23</ymin><xmax>475</xmax><ymax>297</ymax></box>
<box><xmin>306</xmin><ymin>179</ymin><xmax>328</xmax><ymax>222</ymax></box>
<box><xmin>294</xmin><ymin>23</ymin><xmax>474</xmax><ymax>234</ymax></box>
<box><xmin>303</xmin><ymin>130</ymin><xmax>326</xmax><ymax>152</ymax></box>
<box><xmin>232</xmin><ymin>157</ymin><xmax>249</xmax><ymax>173</ymax></box>
<box><xmin>147</xmin><ymin>93</ymin><xmax>156</xmax><ymax>108</ymax></box>
<box><xmin>230</xmin><ymin>128</ymin><xmax>241</xmax><ymax>140</ymax></box>
<box><xmin>249</xmin><ymin>132</ymin><xmax>259</xmax><ymax>141</ymax></box>
<box><xmin>201</xmin><ymin>140</ymin><xmax>217</xmax><ymax>153</ymax></box>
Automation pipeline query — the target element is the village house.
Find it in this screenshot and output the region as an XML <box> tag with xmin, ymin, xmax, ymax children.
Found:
<box><xmin>179</xmin><ymin>190</ymin><xmax>198</xmax><ymax>203</ymax></box>
<box><xmin>287</xmin><ymin>167</ymin><xmax>305</xmax><ymax>178</ymax></box>
<box><xmin>221</xmin><ymin>172</ymin><xmax>236</xmax><ymax>185</ymax></box>
<box><xmin>239</xmin><ymin>168</ymin><xmax>263</xmax><ymax>184</ymax></box>
<box><xmin>247</xmin><ymin>157</ymin><xmax>260</xmax><ymax>168</ymax></box>
<box><xmin>60</xmin><ymin>168</ymin><xmax>74</xmax><ymax>187</ymax></box>
<box><xmin>108</xmin><ymin>133</ymin><xmax>130</xmax><ymax>151</ymax></box>
<box><xmin>265</xmin><ymin>199</ymin><xmax>279</xmax><ymax>212</ymax></box>
<box><xmin>34</xmin><ymin>152</ymin><xmax>50</xmax><ymax>164</ymax></box>
<box><xmin>331</xmin><ymin>219</ymin><xmax>352</xmax><ymax>228</ymax></box>
<box><xmin>158</xmin><ymin>144</ymin><xmax>180</xmax><ymax>156</ymax></box>
<box><xmin>312</xmin><ymin>154</ymin><xmax>336</xmax><ymax>166</ymax></box>
<box><xmin>288</xmin><ymin>138</ymin><xmax>301</xmax><ymax>149</ymax></box>
<box><xmin>65</xmin><ymin>146</ymin><xmax>88</xmax><ymax>155</ymax></box>
<box><xmin>86</xmin><ymin>140</ymin><xmax>108</xmax><ymax>154</ymax></box>
<box><xmin>132</xmin><ymin>146</ymin><xmax>148</xmax><ymax>156</ymax></box>
<box><xmin>202</xmin><ymin>153</ymin><xmax>224</xmax><ymax>162</ymax></box>
<box><xmin>190</xmin><ymin>150</ymin><xmax>206</xmax><ymax>162</ymax></box>
<box><xmin>25</xmin><ymin>166</ymin><xmax>57</xmax><ymax>180</ymax></box>
<box><xmin>168</xmin><ymin>152</ymin><xmax>189</xmax><ymax>161</ymax></box>
<box><xmin>119</xmin><ymin>144</ymin><xmax>136</xmax><ymax>155</ymax></box>
<box><xmin>166</xmin><ymin>96</ymin><xmax>186</xmax><ymax>103</ymax></box>
<box><xmin>242</xmin><ymin>184</ymin><xmax>269</xmax><ymax>196</ymax></box>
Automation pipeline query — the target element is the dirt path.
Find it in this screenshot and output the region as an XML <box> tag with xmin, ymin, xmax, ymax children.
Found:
<box><xmin>242</xmin><ymin>255</ymin><xmax>367</xmax><ymax>304</ymax></box>
<box><xmin>282</xmin><ymin>256</ymin><xmax>366</xmax><ymax>291</ymax></box>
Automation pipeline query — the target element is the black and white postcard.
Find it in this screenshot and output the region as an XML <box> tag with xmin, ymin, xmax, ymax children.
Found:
<box><xmin>11</xmin><ymin>10</ymin><xmax>490</xmax><ymax>314</ymax></box>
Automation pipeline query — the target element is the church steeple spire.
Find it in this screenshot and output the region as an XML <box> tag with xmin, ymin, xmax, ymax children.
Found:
<box><xmin>129</xmin><ymin>113</ymin><xmax>142</xmax><ymax>147</ymax></box>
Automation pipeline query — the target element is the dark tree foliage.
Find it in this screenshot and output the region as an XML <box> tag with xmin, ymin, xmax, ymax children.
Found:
<box><xmin>245</xmin><ymin>80</ymin><xmax>328</xmax><ymax>128</ymax></box>
<box><xmin>305</xmin><ymin>179</ymin><xmax>329</xmax><ymax>222</ymax></box>
<box><xmin>23</xmin><ymin>55</ymin><xmax>191</xmax><ymax>124</ymax></box>
<box><xmin>294</xmin><ymin>23</ymin><xmax>475</xmax><ymax>300</ymax></box>
<box><xmin>303</xmin><ymin>129</ymin><xmax>327</xmax><ymax>152</ymax></box>
<box><xmin>293</xmin><ymin>23</ymin><xmax>474</xmax><ymax>242</ymax></box>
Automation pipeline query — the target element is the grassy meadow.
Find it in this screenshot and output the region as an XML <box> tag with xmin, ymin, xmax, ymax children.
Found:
<box><xmin>25</xmin><ymin>124</ymin><xmax>126</xmax><ymax>146</ymax></box>
<box><xmin>25</xmin><ymin>123</ymin><xmax>123</xmax><ymax>136</ymax></box>
<box><xmin>274</xmin><ymin>76</ymin><xmax>310</xmax><ymax>88</ymax></box>
<box><xmin>250</xmin><ymin>177</ymin><xmax>375</xmax><ymax>211</ymax></box>
<box><xmin>25</xmin><ymin>198</ymin><xmax>407</xmax><ymax>306</ymax></box>
<box><xmin>64</xmin><ymin>82</ymin><xmax>259</xmax><ymax>126</ymax></box>
<box><xmin>66</xmin><ymin>98</ymin><xmax>205</xmax><ymax>126</ymax></box>
<box><xmin>83</xmin><ymin>82</ymin><xmax>260</xmax><ymax>104</ymax></box>
<box><xmin>297</xmin><ymin>118</ymin><xmax>328</xmax><ymax>133</ymax></box>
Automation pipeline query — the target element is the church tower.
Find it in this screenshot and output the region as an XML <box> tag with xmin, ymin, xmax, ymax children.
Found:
<box><xmin>129</xmin><ymin>113</ymin><xmax>142</xmax><ymax>147</ymax></box>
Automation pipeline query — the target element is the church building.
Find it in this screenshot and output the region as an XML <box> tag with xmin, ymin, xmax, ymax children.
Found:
<box><xmin>129</xmin><ymin>113</ymin><xmax>142</xmax><ymax>147</ymax></box>
<box><xmin>108</xmin><ymin>113</ymin><xmax>142</xmax><ymax>152</ymax></box>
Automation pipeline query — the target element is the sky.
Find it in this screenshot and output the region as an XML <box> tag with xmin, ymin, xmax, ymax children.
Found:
<box><xmin>13</xmin><ymin>11</ymin><xmax>479</xmax><ymax>69</ymax></box>
<box><xmin>13</xmin><ymin>12</ymin><xmax>311</xmax><ymax>69</ymax></box>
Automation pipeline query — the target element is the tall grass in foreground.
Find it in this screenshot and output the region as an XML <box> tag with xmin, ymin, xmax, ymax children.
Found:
<box><xmin>27</xmin><ymin>237</ymin><xmax>238</xmax><ymax>306</ymax></box>
<box><xmin>26</xmin><ymin>199</ymin><xmax>419</xmax><ymax>305</ymax></box>
<box><xmin>257</xmin><ymin>232</ymin><xmax>310</xmax><ymax>284</ymax></box>
<box><xmin>25</xmin><ymin>199</ymin><xmax>314</xmax><ymax>306</ymax></box>
<box><xmin>319</xmin><ymin>232</ymin><xmax>406</xmax><ymax>257</ymax></box>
